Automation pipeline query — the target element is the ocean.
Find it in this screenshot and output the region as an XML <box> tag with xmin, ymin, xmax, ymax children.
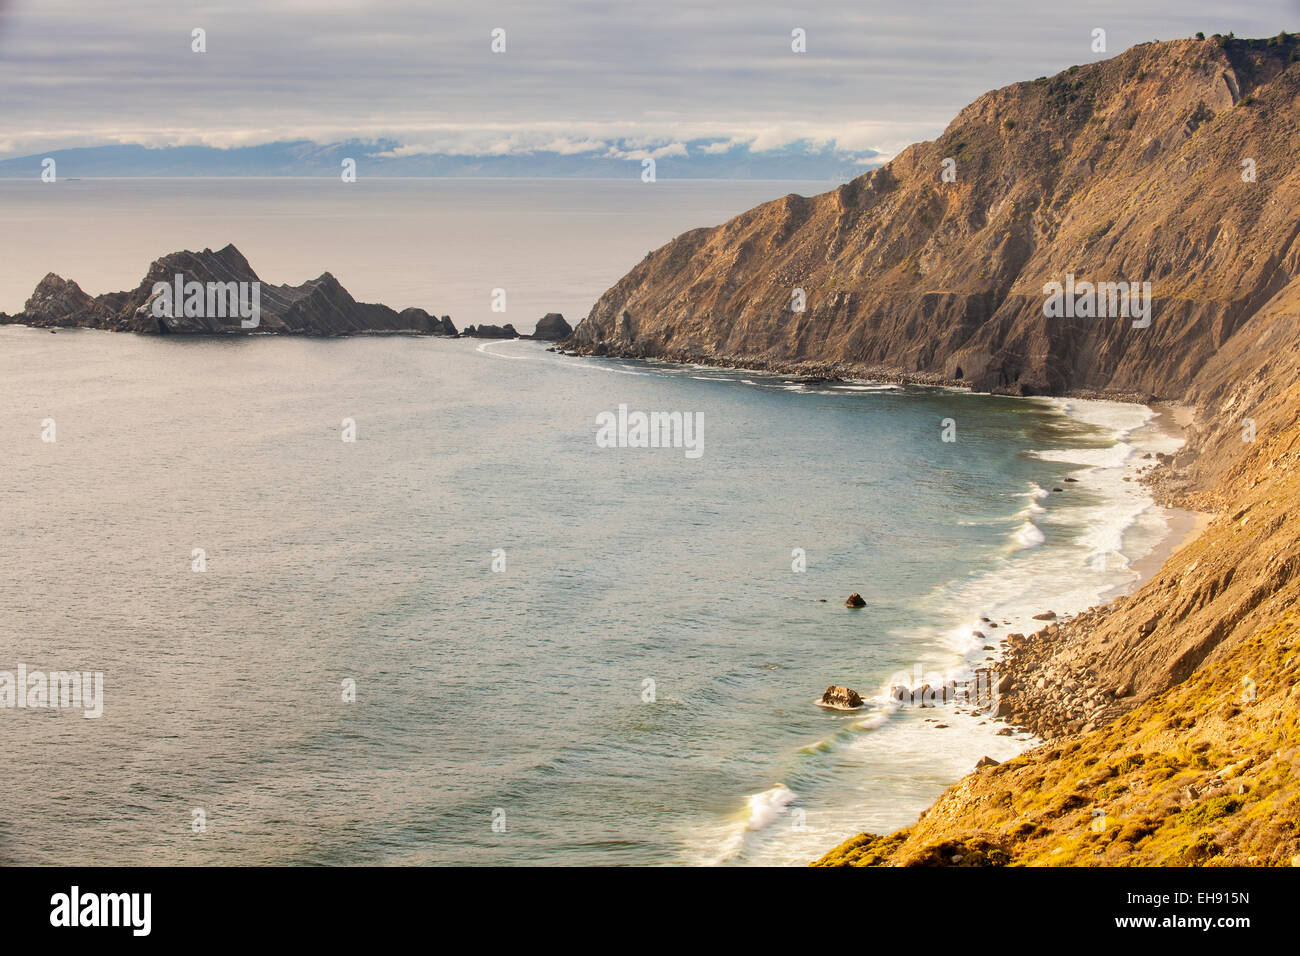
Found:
<box><xmin>0</xmin><ymin>179</ymin><xmax>1182</xmax><ymax>865</ymax></box>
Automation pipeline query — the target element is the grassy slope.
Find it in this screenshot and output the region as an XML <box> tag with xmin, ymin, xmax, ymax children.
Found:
<box><xmin>815</xmin><ymin>611</ymin><xmax>1300</xmax><ymax>866</ymax></box>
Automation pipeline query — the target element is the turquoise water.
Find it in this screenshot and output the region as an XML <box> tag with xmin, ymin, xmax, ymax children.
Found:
<box><xmin>0</xmin><ymin>327</ymin><xmax>1177</xmax><ymax>865</ymax></box>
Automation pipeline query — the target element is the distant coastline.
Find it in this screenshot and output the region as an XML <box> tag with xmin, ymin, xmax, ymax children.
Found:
<box><xmin>0</xmin><ymin>138</ymin><xmax>882</xmax><ymax>181</ymax></box>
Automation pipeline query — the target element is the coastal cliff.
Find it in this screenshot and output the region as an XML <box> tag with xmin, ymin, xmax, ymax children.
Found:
<box><xmin>0</xmin><ymin>244</ymin><xmax>458</xmax><ymax>335</ymax></box>
<box><xmin>564</xmin><ymin>36</ymin><xmax>1299</xmax><ymax>402</ymax></box>
<box><xmin>565</xmin><ymin>35</ymin><xmax>1300</xmax><ymax>865</ymax></box>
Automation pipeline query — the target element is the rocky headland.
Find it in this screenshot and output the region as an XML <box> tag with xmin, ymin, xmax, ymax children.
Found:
<box><xmin>0</xmin><ymin>244</ymin><xmax>463</xmax><ymax>336</ymax></box>
<box><xmin>563</xmin><ymin>34</ymin><xmax>1300</xmax><ymax>865</ymax></box>
<box><xmin>0</xmin><ymin>247</ymin><xmax>577</xmax><ymax>341</ymax></box>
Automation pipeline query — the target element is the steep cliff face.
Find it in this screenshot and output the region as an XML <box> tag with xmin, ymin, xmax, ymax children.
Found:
<box><xmin>567</xmin><ymin>36</ymin><xmax>1300</xmax><ymax>403</ymax></box>
<box><xmin>745</xmin><ymin>36</ymin><xmax>1300</xmax><ymax>866</ymax></box>
<box><xmin>0</xmin><ymin>244</ymin><xmax>458</xmax><ymax>335</ymax></box>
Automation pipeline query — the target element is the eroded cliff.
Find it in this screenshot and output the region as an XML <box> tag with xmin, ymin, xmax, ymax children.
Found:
<box><xmin>566</xmin><ymin>36</ymin><xmax>1300</xmax><ymax>403</ymax></box>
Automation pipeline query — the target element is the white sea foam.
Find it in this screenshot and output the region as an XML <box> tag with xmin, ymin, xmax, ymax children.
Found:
<box><xmin>939</xmin><ymin>397</ymin><xmax>1187</xmax><ymax>655</ymax></box>
<box><xmin>1017</xmin><ymin>484</ymin><xmax>1049</xmax><ymax>516</ymax></box>
<box><xmin>1027</xmin><ymin>398</ymin><xmax>1184</xmax><ymax>573</ymax></box>
<box><xmin>474</xmin><ymin>340</ymin><xmax>540</xmax><ymax>362</ymax></box>
<box><xmin>1014</xmin><ymin>520</ymin><xmax>1046</xmax><ymax>549</ymax></box>
<box><xmin>852</xmin><ymin>712</ymin><xmax>889</xmax><ymax>731</ymax></box>
<box><xmin>699</xmin><ymin>784</ymin><xmax>799</xmax><ymax>865</ymax></box>
<box><xmin>813</xmin><ymin>697</ymin><xmax>867</xmax><ymax>711</ymax></box>
<box><xmin>1032</xmin><ymin>443</ymin><xmax>1133</xmax><ymax>468</ymax></box>
<box><xmin>745</xmin><ymin>784</ymin><xmax>797</xmax><ymax>831</ymax></box>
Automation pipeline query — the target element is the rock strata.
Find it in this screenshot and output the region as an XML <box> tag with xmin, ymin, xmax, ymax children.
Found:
<box><xmin>575</xmin><ymin>34</ymin><xmax>1300</xmax><ymax>866</ymax></box>
<box><xmin>563</xmin><ymin>37</ymin><xmax>1300</xmax><ymax>407</ymax></box>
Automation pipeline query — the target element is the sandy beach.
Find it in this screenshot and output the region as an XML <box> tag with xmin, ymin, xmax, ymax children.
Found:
<box><xmin>1131</xmin><ymin>403</ymin><xmax>1212</xmax><ymax>585</ymax></box>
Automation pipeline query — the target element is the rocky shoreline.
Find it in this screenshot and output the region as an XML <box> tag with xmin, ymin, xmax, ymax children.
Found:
<box><xmin>809</xmin><ymin>367</ymin><xmax>1300</xmax><ymax>864</ymax></box>
<box><xmin>555</xmin><ymin>341</ymin><xmax>1162</xmax><ymax>404</ymax></box>
<box><xmin>993</xmin><ymin>608</ymin><xmax>1161</xmax><ymax>742</ymax></box>
<box><xmin>988</xmin><ymin>410</ymin><xmax>1210</xmax><ymax>741</ymax></box>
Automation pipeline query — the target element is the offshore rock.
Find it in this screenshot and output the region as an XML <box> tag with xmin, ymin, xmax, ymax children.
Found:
<box><xmin>0</xmin><ymin>244</ymin><xmax>451</xmax><ymax>335</ymax></box>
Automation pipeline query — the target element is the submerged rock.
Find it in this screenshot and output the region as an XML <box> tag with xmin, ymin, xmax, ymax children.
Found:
<box><xmin>845</xmin><ymin>593</ymin><xmax>866</xmax><ymax>608</ymax></box>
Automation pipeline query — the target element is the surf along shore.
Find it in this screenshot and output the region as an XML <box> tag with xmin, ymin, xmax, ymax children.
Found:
<box><xmin>696</xmin><ymin>359</ymin><xmax>1293</xmax><ymax>866</ymax></box>
<box><xmin>984</xmin><ymin>402</ymin><xmax>1208</xmax><ymax>744</ymax></box>
<box><xmin>809</xmin><ymin>376</ymin><xmax>1300</xmax><ymax>865</ymax></box>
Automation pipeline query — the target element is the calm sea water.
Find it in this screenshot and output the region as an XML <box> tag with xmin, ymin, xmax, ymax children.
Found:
<box><xmin>0</xmin><ymin>181</ymin><xmax>1180</xmax><ymax>865</ymax></box>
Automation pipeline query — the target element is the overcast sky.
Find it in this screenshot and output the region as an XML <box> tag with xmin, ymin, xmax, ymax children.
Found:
<box><xmin>1</xmin><ymin>0</ymin><xmax>1297</xmax><ymax>160</ymax></box>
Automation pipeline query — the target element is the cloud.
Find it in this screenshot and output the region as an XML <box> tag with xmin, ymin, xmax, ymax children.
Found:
<box><xmin>1</xmin><ymin>0</ymin><xmax>1295</xmax><ymax>160</ymax></box>
<box><xmin>698</xmin><ymin>139</ymin><xmax>740</xmax><ymax>154</ymax></box>
<box><xmin>603</xmin><ymin>141</ymin><xmax>689</xmax><ymax>161</ymax></box>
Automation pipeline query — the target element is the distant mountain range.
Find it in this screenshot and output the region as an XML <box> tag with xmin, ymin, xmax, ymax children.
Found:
<box><xmin>0</xmin><ymin>138</ymin><xmax>882</xmax><ymax>180</ymax></box>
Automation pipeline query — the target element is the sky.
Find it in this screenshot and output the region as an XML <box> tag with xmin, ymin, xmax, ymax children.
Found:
<box><xmin>1</xmin><ymin>0</ymin><xmax>1298</xmax><ymax>161</ymax></box>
